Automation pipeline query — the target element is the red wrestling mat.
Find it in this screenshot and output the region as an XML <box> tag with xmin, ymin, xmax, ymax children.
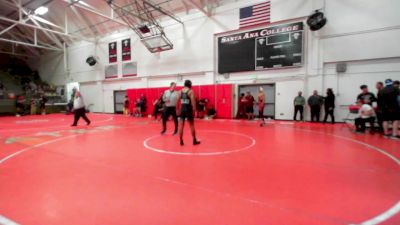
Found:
<box><xmin>0</xmin><ymin>114</ymin><xmax>399</xmax><ymax>225</ymax></box>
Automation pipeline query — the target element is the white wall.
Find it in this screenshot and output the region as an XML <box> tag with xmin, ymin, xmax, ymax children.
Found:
<box><xmin>38</xmin><ymin>0</ymin><xmax>400</xmax><ymax>120</ymax></box>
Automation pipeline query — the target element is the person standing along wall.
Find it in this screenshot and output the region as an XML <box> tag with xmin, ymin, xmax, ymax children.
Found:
<box><xmin>245</xmin><ymin>91</ymin><xmax>255</xmax><ymax>120</ymax></box>
<box><xmin>293</xmin><ymin>91</ymin><xmax>305</xmax><ymax>121</ymax></box>
<box><xmin>123</xmin><ymin>96</ymin><xmax>130</xmax><ymax>116</ymax></box>
<box><xmin>323</xmin><ymin>88</ymin><xmax>335</xmax><ymax>124</ymax></box>
<box><xmin>308</xmin><ymin>90</ymin><xmax>324</xmax><ymax>122</ymax></box>
<box><xmin>375</xmin><ymin>82</ymin><xmax>384</xmax><ymax>132</ymax></box>
<box><xmin>236</xmin><ymin>93</ymin><xmax>246</xmax><ymax>119</ymax></box>
<box><xmin>258</xmin><ymin>87</ymin><xmax>266</xmax><ymax>126</ymax></box>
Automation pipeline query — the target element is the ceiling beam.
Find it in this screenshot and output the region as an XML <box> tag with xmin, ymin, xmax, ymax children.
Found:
<box><xmin>62</xmin><ymin>0</ymin><xmax>128</xmax><ymax>27</ymax></box>
<box><xmin>0</xmin><ymin>23</ymin><xmax>18</xmax><ymax>36</ymax></box>
<box><xmin>0</xmin><ymin>50</ymin><xmax>37</xmax><ymax>58</ymax></box>
<box><xmin>0</xmin><ymin>16</ymin><xmax>93</xmax><ymax>42</ymax></box>
<box><xmin>69</xmin><ymin>5</ymin><xmax>97</xmax><ymax>37</ymax></box>
<box><xmin>0</xmin><ymin>37</ymin><xmax>62</xmax><ymax>51</ymax></box>
<box><xmin>0</xmin><ymin>24</ymin><xmax>41</xmax><ymax>56</ymax></box>
<box><xmin>183</xmin><ymin>0</ymin><xmax>210</xmax><ymax>16</ymax></box>
<box><xmin>8</xmin><ymin>0</ymin><xmax>65</xmax><ymax>49</ymax></box>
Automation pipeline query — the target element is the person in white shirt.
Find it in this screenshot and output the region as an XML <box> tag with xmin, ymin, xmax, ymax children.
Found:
<box><xmin>161</xmin><ymin>82</ymin><xmax>178</xmax><ymax>135</ymax></box>
<box><xmin>71</xmin><ymin>91</ymin><xmax>91</xmax><ymax>126</ymax></box>
<box><xmin>354</xmin><ymin>100</ymin><xmax>375</xmax><ymax>133</ymax></box>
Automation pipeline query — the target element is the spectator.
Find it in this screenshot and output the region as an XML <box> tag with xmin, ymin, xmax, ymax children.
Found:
<box><xmin>395</xmin><ymin>80</ymin><xmax>400</xmax><ymax>108</ymax></box>
<box><xmin>354</xmin><ymin>99</ymin><xmax>375</xmax><ymax>133</ymax></box>
<box><xmin>16</xmin><ymin>95</ymin><xmax>25</xmax><ymax>117</ymax></box>
<box><xmin>395</xmin><ymin>80</ymin><xmax>400</xmax><ymax>112</ymax></box>
<box><xmin>376</xmin><ymin>82</ymin><xmax>384</xmax><ymax>132</ymax></box>
<box><xmin>206</xmin><ymin>105</ymin><xmax>217</xmax><ymax>119</ymax></box>
<box><xmin>357</xmin><ymin>85</ymin><xmax>376</xmax><ymax>105</ymax></box>
<box><xmin>123</xmin><ymin>96</ymin><xmax>130</xmax><ymax>116</ymax></box>
<box><xmin>153</xmin><ymin>95</ymin><xmax>164</xmax><ymax>121</ymax></box>
<box><xmin>236</xmin><ymin>93</ymin><xmax>246</xmax><ymax>119</ymax></box>
<box><xmin>0</xmin><ymin>86</ymin><xmax>5</xmax><ymax>99</ymax></box>
<box><xmin>197</xmin><ymin>98</ymin><xmax>208</xmax><ymax>118</ymax></box>
<box><xmin>323</xmin><ymin>88</ymin><xmax>335</xmax><ymax>124</ymax></box>
<box><xmin>308</xmin><ymin>90</ymin><xmax>324</xmax><ymax>122</ymax></box>
<box><xmin>139</xmin><ymin>94</ymin><xmax>146</xmax><ymax>114</ymax></box>
<box><xmin>134</xmin><ymin>99</ymin><xmax>142</xmax><ymax>117</ymax></box>
<box><xmin>293</xmin><ymin>91</ymin><xmax>305</xmax><ymax>121</ymax></box>
<box><xmin>245</xmin><ymin>91</ymin><xmax>255</xmax><ymax>120</ymax></box>
<box><xmin>39</xmin><ymin>95</ymin><xmax>47</xmax><ymax>115</ymax></box>
<box><xmin>378</xmin><ymin>79</ymin><xmax>399</xmax><ymax>139</ymax></box>
<box><xmin>30</xmin><ymin>99</ymin><xmax>37</xmax><ymax>115</ymax></box>
<box><xmin>258</xmin><ymin>87</ymin><xmax>266</xmax><ymax>126</ymax></box>
<box><xmin>394</xmin><ymin>80</ymin><xmax>400</xmax><ymax>89</ymax></box>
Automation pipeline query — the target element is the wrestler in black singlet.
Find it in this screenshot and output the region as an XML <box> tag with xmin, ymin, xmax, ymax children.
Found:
<box><xmin>180</xmin><ymin>89</ymin><xmax>194</xmax><ymax>121</ymax></box>
<box><xmin>178</xmin><ymin>80</ymin><xmax>200</xmax><ymax>146</ymax></box>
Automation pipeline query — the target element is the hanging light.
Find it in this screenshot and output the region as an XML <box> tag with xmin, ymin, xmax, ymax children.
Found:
<box><xmin>34</xmin><ymin>6</ymin><xmax>48</xmax><ymax>15</ymax></box>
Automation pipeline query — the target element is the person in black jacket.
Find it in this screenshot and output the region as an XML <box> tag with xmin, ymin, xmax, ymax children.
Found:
<box><xmin>323</xmin><ymin>88</ymin><xmax>335</xmax><ymax>124</ymax></box>
<box><xmin>357</xmin><ymin>85</ymin><xmax>376</xmax><ymax>106</ymax></box>
<box><xmin>378</xmin><ymin>79</ymin><xmax>399</xmax><ymax>139</ymax></box>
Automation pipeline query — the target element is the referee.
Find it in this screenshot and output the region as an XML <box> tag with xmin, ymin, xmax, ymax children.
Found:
<box><xmin>161</xmin><ymin>82</ymin><xmax>178</xmax><ymax>135</ymax></box>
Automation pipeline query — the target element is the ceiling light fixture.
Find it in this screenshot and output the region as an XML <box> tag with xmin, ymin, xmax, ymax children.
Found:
<box><xmin>34</xmin><ymin>6</ymin><xmax>48</xmax><ymax>15</ymax></box>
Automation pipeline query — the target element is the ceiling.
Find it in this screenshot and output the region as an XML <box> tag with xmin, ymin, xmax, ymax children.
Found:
<box><xmin>0</xmin><ymin>0</ymin><xmax>227</xmax><ymax>57</ymax></box>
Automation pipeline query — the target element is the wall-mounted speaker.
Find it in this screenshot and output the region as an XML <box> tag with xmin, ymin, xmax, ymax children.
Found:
<box><xmin>138</xmin><ymin>25</ymin><xmax>150</xmax><ymax>34</ymax></box>
<box><xmin>86</xmin><ymin>56</ymin><xmax>97</xmax><ymax>66</ymax></box>
<box><xmin>336</xmin><ymin>62</ymin><xmax>347</xmax><ymax>73</ymax></box>
<box><xmin>307</xmin><ymin>11</ymin><xmax>327</xmax><ymax>31</ymax></box>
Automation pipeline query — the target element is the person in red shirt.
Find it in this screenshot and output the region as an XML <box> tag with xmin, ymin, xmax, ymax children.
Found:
<box><xmin>245</xmin><ymin>91</ymin><xmax>255</xmax><ymax>120</ymax></box>
<box><xmin>236</xmin><ymin>93</ymin><xmax>246</xmax><ymax>119</ymax></box>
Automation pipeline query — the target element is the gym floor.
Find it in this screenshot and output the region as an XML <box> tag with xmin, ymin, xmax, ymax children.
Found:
<box><xmin>0</xmin><ymin>113</ymin><xmax>399</xmax><ymax>225</ymax></box>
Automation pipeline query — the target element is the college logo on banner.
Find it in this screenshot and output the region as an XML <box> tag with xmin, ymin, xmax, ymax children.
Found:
<box><xmin>109</xmin><ymin>41</ymin><xmax>117</xmax><ymax>63</ymax></box>
<box><xmin>122</xmin><ymin>38</ymin><xmax>131</xmax><ymax>61</ymax></box>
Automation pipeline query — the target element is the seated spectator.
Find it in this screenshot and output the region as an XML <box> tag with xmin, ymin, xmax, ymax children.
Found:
<box><xmin>206</xmin><ymin>105</ymin><xmax>216</xmax><ymax>119</ymax></box>
<box><xmin>357</xmin><ymin>85</ymin><xmax>376</xmax><ymax>105</ymax></box>
<box><xmin>197</xmin><ymin>98</ymin><xmax>208</xmax><ymax>118</ymax></box>
<box><xmin>354</xmin><ymin>99</ymin><xmax>375</xmax><ymax>133</ymax></box>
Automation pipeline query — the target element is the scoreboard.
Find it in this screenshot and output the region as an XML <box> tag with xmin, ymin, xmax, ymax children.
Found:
<box><xmin>218</xmin><ymin>22</ymin><xmax>304</xmax><ymax>74</ymax></box>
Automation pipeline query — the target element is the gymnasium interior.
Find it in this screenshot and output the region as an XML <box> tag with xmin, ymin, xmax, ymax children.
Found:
<box><xmin>0</xmin><ymin>0</ymin><xmax>399</xmax><ymax>224</ymax></box>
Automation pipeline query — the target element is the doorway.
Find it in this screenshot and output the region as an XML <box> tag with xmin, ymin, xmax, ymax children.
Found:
<box><xmin>238</xmin><ymin>84</ymin><xmax>275</xmax><ymax>119</ymax></box>
<box><xmin>114</xmin><ymin>91</ymin><xmax>126</xmax><ymax>114</ymax></box>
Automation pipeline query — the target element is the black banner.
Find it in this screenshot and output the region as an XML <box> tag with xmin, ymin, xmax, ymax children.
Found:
<box><xmin>218</xmin><ymin>22</ymin><xmax>304</xmax><ymax>74</ymax></box>
<box><xmin>122</xmin><ymin>38</ymin><xmax>131</xmax><ymax>61</ymax></box>
<box><xmin>109</xmin><ymin>41</ymin><xmax>117</xmax><ymax>63</ymax></box>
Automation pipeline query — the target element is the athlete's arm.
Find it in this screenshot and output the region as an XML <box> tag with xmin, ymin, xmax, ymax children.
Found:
<box><xmin>176</xmin><ymin>91</ymin><xmax>181</xmax><ymax>114</ymax></box>
<box><xmin>190</xmin><ymin>90</ymin><xmax>196</xmax><ymax>111</ymax></box>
